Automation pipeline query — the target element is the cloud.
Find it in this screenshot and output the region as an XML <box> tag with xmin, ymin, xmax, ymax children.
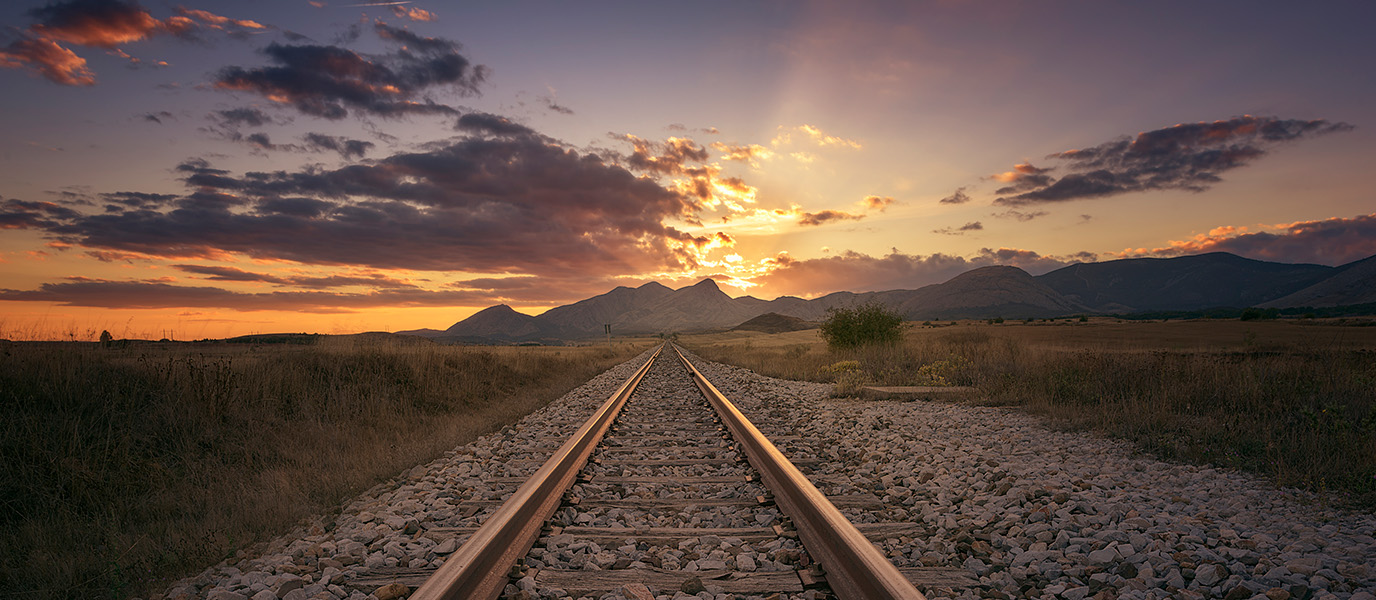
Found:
<box><xmin>1117</xmin><ymin>213</ymin><xmax>1376</xmax><ymax>266</ymax></box>
<box><xmin>0</xmin><ymin>36</ymin><xmax>95</xmax><ymax>85</ymax></box>
<box><xmin>173</xmin><ymin>264</ymin><xmax>416</xmax><ymax>289</ymax></box>
<box><xmin>620</xmin><ymin>134</ymin><xmax>709</xmax><ymax>175</ymax></box>
<box><xmin>214</xmin><ymin>107</ymin><xmax>278</xmax><ymax>128</ymax></box>
<box><xmin>539</xmin><ymin>92</ymin><xmax>573</xmax><ymax>115</ymax></box>
<box><xmin>0</xmin><ymin>278</ymin><xmax>492</xmax><ymax>312</ymax></box>
<box><xmin>29</xmin><ymin>0</ymin><xmax>175</xmax><ymax>49</ymax></box>
<box><xmin>772</xmin><ymin>124</ymin><xmax>862</xmax><ymax>149</ymax></box>
<box><xmin>798</xmin><ymin>210</ymin><xmax>865</xmax><ymax>227</ymax></box>
<box><xmin>0</xmin><ymin>199</ymin><xmax>82</xmax><ymax>229</ymax></box>
<box><xmin>141</xmin><ymin>110</ymin><xmax>173</xmax><ymax>124</ymax></box>
<box><xmin>212</xmin><ymin>22</ymin><xmax>487</xmax><ymax>119</ymax></box>
<box><xmin>205</xmin><ymin>109</ymin><xmax>372</xmax><ymax>159</ymax></box>
<box><xmin>938</xmin><ymin>188</ymin><xmax>970</xmax><ymax>205</ymax></box>
<box><xmin>861</xmin><ymin>195</ymin><xmax>895</xmax><ymax>211</ymax></box>
<box><xmin>995</xmin><ymin>116</ymin><xmax>1354</xmax><ymax>205</ymax></box>
<box><xmin>0</xmin><ymin>271</ymin><xmax>677</xmax><ymax>312</ymax></box>
<box><xmin>710</xmin><ymin>142</ymin><xmax>773</xmax><ymax>167</ymax></box>
<box><xmin>301</xmin><ymin>133</ymin><xmax>374</xmax><ymax>159</ymax></box>
<box><xmin>933</xmin><ymin>221</ymin><xmax>983</xmax><ymax>235</ymax></box>
<box><xmin>456</xmin><ymin>112</ymin><xmax>536</xmax><ymax>137</ymax></box>
<box><xmin>991</xmin><ymin>209</ymin><xmax>1048</xmax><ymax>222</ymax></box>
<box><xmin>751</xmin><ymin>247</ymin><xmax>1093</xmax><ymax>297</ymax></box>
<box><xmin>390</xmin><ymin>6</ymin><xmax>436</xmax><ymax>22</ymax></box>
<box><xmin>1</xmin><ymin>1</ymin><xmax>267</xmax><ymax>85</ymax></box>
<box><xmin>0</xmin><ymin>126</ymin><xmax>722</xmax><ymax>279</ymax></box>
<box><xmin>990</xmin><ymin>163</ymin><xmax>1054</xmax><ymax>195</ymax></box>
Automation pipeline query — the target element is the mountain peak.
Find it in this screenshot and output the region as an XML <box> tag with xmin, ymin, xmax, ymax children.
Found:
<box><xmin>638</xmin><ymin>281</ymin><xmax>671</xmax><ymax>291</ymax></box>
<box><xmin>476</xmin><ymin>303</ymin><xmax>518</xmax><ymax>314</ymax></box>
<box><xmin>690</xmin><ymin>278</ymin><xmax>721</xmax><ymax>290</ymax></box>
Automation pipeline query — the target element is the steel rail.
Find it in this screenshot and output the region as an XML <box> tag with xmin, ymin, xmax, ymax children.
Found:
<box><xmin>409</xmin><ymin>344</ymin><xmax>663</xmax><ymax>600</ymax></box>
<box><xmin>673</xmin><ymin>345</ymin><xmax>927</xmax><ymax>600</ymax></box>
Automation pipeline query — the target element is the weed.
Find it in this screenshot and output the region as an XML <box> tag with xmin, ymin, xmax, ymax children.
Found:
<box><xmin>685</xmin><ymin>320</ymin><xmax>1376</xmax><ymax>509</ymax></box>
<box><xmin>0</xmin><ymin>339</ymin><xmax>648</xmax><ymax>599</ymax></box>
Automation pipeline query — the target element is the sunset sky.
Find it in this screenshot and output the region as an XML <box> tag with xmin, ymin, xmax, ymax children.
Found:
<box><xmin>2</xmin><ymin>1</ymin><xmax>1374</xmax><ymax>339</ymax></box>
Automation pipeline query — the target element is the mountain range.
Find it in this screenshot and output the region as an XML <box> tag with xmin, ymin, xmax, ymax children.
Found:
<box><xmin>398</xmin><ymin>252</ymin><xmax>1376</xmax><ymax>343</ymax></box>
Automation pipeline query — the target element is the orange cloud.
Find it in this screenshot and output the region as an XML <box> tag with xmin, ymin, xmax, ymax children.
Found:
<box><xmin>991</xmin><ymin>162</ymin><xmax>1051</xmax><ymax>183</ymax></box>
<box><xmin>2</xmin><ymin>2</ymin><xmax>271</xmax><ymax>85</ymax></box>
<box><xmin>1114</xmin><ymin>214</ymin><xmax>1376</xmax><ymax>265</ymax></box>
<box><xmin>30</xmin><ymin>4</ymin><xmax>163</xmax><ymax>49</ymax></box>
<box><xmin>0</xmin><ymin>37</ymin><xmax>95</xmax><ymax>86</ymax></box>
<box><xmin>392</xmin><ymin>6</ymin><xmax>437</xmax><ymax>21</ymax></box>
<box><xmin>709</xmin><ymin>142</ymin><xmax>773</xmax><ymax>167</ymax></box>
<box><xmin>861</xmin><ymin>195</ymin><xmax>895</xmax><ymax>211</ymax></box>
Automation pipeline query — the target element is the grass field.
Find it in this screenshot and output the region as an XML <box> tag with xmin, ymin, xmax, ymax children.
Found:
<box><xmin>0</xmin><ymin>336</ymin><xmax>651</xmax><ymax>599</ymax></box>
<box><xmin>683</xmin><ymin>318</ymin><xmax>1376</xmax><ymax>509</ymax></box>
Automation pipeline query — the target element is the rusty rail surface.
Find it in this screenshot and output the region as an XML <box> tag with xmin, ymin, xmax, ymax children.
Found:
<box><xmin>673</xmin><ymin>345</ymin><xmax>927</xmax><ymax>600</ymax></box>
<box><xmin>409</xmin><ymin>345</ymin><xmax>663</xmax><ymax>600</ymax></box>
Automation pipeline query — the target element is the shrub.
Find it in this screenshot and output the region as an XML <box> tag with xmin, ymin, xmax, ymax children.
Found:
<box><xmin>819</xmin><ymin>302</ymin><xmax>904</xmax><ymax>349</ymax></box>
<box><xmin>915</xmin><ymin>355</ymin><xmax>971</xmax><ymax>386</ymax></box>
<box><xmin>822</xmin><ymin>360</ymin><xmax>866</xmax><ymax>396</ymax></box>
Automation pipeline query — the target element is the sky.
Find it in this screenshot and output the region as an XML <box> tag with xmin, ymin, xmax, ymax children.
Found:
<box><xmin>1</xmin><ymin>0</ymin><xmax>1374</xmax><ymax>339</ymax></box>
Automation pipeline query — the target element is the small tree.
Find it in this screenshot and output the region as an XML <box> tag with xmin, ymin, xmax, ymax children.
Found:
<box><xmin>819</xmin><ymin>302</ymin><xmax>904</xmax><ymax>349</ymax></box>
<box><xmin>99</xmin><ymin>330</ymin><xmax>113</xmax><ymax>347</ymax></box>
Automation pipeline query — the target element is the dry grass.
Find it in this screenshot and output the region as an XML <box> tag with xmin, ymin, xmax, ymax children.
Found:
<box><xmin>0</xmin><ymin>336</ymin><xmax>649</xmax><ymax>599</ymax></box>
<box><xmin>683</xmin><ymin>318</ymin><xmax>1376</xmax><ymax>509</ymax></box>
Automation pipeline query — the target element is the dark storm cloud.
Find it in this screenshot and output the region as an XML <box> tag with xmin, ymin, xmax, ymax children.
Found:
<box><xmin>798</xmin><ymin>210</ymin><xmax>865</xmax><ymax>227</ymax></box>
<box><xmin>456</xmin><ymin>112</ymin><xmax>536</xmax><ymax>137</ymax></box>
<box><xmin>212</xmin><ymin>22</ymin><xmax>487</xmax><ymax>119</ymax></box>
<box><xmin>5</xmin><ymin>131</ymin><xmax>709</xmax><ymax>277</ymax></box>
<box><xmin>938</xmin><ymin>188</ymin><xmax>970</xmax><ymax>205</ymax></box>
<box><xmin>995</xmin><ymin>116</ymin><xmax>1354</xmax><ymax>206</ymax></box>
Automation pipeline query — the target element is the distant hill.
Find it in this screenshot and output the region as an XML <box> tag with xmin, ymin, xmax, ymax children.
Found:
<box><xmin>226</xmin><ymin>332</ymin><xmax>435</xmax><ymax>345</ymax></box>
<box><xmin>896</xmin><ymin>265</ymin><xmax>1087</xmax><ymax>319</ymax></box>
<box><xmin>732</xmin><ymin>312</ymin><xmax>815</xmax><ymax>333</ymax></box>
<box><xmin>402</xmin><ymin>252</ymin><xmax>1376</xmax><ymax>343</ymax></box>
<box><xmin>1260</xmin><ymin>254</ymin><xmax>1376</xmax><ymax>308</ymax></box>
<box><xmin>1034</xmin><ymin>252</ymin><xmax>1334</xmax><ymax>312</ymax></box>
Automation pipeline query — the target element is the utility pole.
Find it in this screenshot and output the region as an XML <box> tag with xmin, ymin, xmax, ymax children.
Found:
<box><xmin>604</xmin><ymin>323</ymin><xmax>611</xmax><ymax>346</ymax></box>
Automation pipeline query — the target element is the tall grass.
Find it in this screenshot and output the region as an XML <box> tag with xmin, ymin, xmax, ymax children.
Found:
<box><xmin>0</xmin><ymin>338</ymin><xmax>648</xmax><ymax>599</ymax></box>
<box><xmin>685</xmin><ymin>322</ymin><xmax>1376</xmax><ymax>508</ymax></box>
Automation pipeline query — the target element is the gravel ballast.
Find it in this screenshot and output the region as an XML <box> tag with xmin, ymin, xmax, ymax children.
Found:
<box><xmin>154</xmin><ymin>346</ymin><xmax>1376</xmax><ymax>600</ymax></box>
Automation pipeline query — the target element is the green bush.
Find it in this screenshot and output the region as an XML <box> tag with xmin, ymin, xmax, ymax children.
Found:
<box><xmin>819</xmin><ymin>302</ymin><xmax>904</xmax><ymax>349</ymax></box>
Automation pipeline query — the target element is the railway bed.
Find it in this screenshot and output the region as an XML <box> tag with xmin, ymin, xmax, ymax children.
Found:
<box><xmin>159</xmin><ymin>346</ymin><xmax>1376</xmax><ymax>600</ymax></box>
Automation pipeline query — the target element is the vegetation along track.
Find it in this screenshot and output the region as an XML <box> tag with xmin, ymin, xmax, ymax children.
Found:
<box><xmin>353</xmin><ymin>344</ymin><xmax>968</xmax><ymax>599</ymax></box>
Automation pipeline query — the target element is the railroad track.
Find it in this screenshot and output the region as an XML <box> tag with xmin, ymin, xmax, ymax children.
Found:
<box><xmin>353</xmin><ymin>344</ymin><xmax>974</xmax><ymax>599</ymax></box>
